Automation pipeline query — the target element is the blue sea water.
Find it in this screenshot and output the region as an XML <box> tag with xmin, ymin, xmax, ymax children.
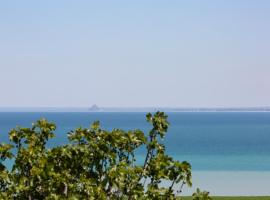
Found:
<box><xmin>1</xmin><ymin>112</ymin><xmax>270</xmax><ymax>171</ymax></box>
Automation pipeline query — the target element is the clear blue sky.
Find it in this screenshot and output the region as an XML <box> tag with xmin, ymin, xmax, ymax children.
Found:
<box><xmin>0</xmin><ymin>0</ymin><xmax>270</xmax><ymax>107</ymax></box>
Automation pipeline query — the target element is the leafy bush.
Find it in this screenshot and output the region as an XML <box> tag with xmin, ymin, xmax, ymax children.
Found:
<box><xmin>192</xmin><ymin>188</ymin><xmax>212</xmax><ymax>200</ymax></box>
<box><xmin>0</xmin><ymin>112</ymin><xmax>210</xmax><ymax>199</ymax></box>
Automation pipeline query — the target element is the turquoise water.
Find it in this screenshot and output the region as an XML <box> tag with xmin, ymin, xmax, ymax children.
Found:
<box><xmin>1</xmin><ymin>112</ymin><xmax>270</xmax><ymax>171</ymax></box>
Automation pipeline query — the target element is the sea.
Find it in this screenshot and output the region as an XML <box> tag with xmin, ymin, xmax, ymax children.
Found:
<box><xmin>1</xmin><ymin>112</ymin><xmax>270</xmax><ymax>196</ymax></box>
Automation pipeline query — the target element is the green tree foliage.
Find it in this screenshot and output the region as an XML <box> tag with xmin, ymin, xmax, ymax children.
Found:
<box><xmin>0</xmin><ymin>112</ymin><xmax>210</xmax><ymax>199</ymax></box>
<box><xmin>192</xmin><ymin>188</ymin><xmax>212</xmax><ymax>200</ymax></box>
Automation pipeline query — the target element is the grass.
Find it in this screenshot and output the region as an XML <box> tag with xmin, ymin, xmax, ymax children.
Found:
<box><xmin>181</xmin><ymin>197</ymin><xmax>270</xmax><ymax>200</ymax></box>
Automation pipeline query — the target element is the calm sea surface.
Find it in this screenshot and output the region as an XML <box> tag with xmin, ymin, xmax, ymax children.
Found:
<box><xmin>1</xmin><ymin>112</ymin><xmax>270</xmax><ymax>170</ymax></box>
<box><xmin>1</xmin><ymin>112</ymin><xmax>270</xmax><ymax>195</ymax></box>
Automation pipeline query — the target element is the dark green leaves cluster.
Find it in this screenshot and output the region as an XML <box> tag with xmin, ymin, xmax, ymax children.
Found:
<box><xmin>0</xmin><ymin>112</ymin><xmax>210</xmax><ymax>199</ymax></box>
<box><xmin>192</xmin><ymin>188</ymin><xmax>212</xmax><ymax>200</ymax></box>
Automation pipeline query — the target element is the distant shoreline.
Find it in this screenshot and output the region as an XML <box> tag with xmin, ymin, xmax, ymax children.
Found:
<box><xmin>1</xmin><ymin>107</ymin><xmax>270</xmax><ymax>112</ymax></box>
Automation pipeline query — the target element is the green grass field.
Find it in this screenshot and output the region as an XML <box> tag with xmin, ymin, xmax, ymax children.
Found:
<box><xmin>182</xmin><ymin>197</ymin><xmax>270</xmax><ymax>200</ymax></box>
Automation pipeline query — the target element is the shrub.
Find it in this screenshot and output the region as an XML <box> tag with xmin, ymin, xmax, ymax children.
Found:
<box><xmin>0</xmin><ymin>112</ymin><xmax>210</xmax><ymax>199</ymax></box>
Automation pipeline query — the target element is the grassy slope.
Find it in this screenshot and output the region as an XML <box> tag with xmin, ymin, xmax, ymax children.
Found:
<box><xmin>182</xmin><ymin>197</ymin><xmax>270</xmax><ymax>200</ymax></box>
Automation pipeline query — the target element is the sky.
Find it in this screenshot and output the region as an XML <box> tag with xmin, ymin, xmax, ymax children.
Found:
<box><xmin>0</xmin><ymin>0</ymin><xmax>270</xmax><ymax>107</ymax></box>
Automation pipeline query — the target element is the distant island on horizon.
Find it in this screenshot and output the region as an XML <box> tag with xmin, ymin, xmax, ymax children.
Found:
<box><xmin>1</xmin><ymin>105</ymin><xmax>270</xmax><ymax>112</ymax></box>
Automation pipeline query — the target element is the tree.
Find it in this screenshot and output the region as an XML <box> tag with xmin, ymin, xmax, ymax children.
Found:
<box><xmin>0</xmin><ymin>112</ymin><xmax>211</xmax><ymax>199</ymax></box>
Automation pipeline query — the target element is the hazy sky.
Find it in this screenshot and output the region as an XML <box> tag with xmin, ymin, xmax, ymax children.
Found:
<box><xmin>0</xmin><ymin>1</ymin><xmax>270</xmax><ymax>107</ymax></box>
